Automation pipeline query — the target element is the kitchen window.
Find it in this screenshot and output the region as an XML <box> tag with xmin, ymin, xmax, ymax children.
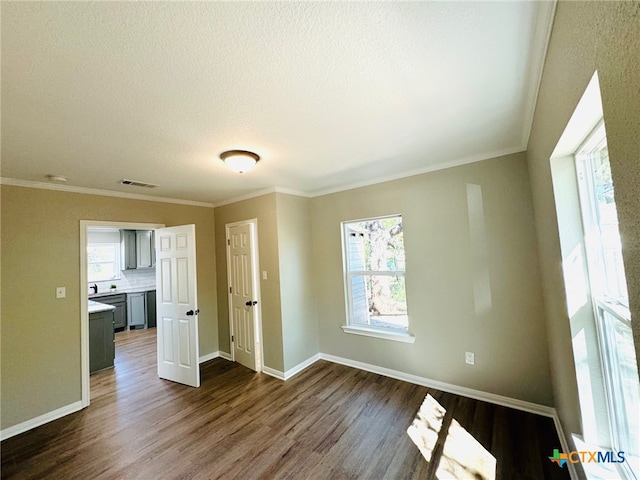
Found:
<box><xmin>87</xmin><ymin>243</ymin><xmax>121</xmax><ymax>282</ymax></box>
<box><xmin>341</xmin><ymin>215</ymin><xmax>414</xmax><ymax>343</ymax></box>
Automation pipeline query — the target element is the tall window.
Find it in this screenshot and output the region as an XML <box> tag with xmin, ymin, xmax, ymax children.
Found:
<box><xmin>87</xmin><ymin>243</ymin><xmax>121</xmax><ymax>282</ymax></box>
<box><xmin>576</xmin><ymin>122</ymin><xmax>639</xmax><ymax>479</ymax></box>
<box><xmin>342</xmin><ymin>215</ymin><xmax>410</xmax><ymax>339</ymax></box>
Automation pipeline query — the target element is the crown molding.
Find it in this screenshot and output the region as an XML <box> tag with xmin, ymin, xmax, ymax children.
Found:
<box><xmin>307</xmin><ymin>146</ymin><xmax>525</xmax><ymax>198</ymax></box>
<box><xmin>3</xmin><ymin>145</ymin><xmax>525</xmax><ymax>210</ymax></box>
<box><xmin>0</xmin><ymin>177</ymin><xmax>216</xmax><ymax>208</ymax></box>
<box><xmin>212</xmin><ymin>186</ymin><xmax>311</xmax><ymax>208</ymax></box>
<box><xmin>520</xmin><ymin>0</ymin><xmax>557</xmax><ymax>150</ymax></box>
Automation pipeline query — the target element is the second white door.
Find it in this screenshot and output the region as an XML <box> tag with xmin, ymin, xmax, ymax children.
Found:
<box><xmin>227</xmin><ymin>221</ymin><xmax>260</xmax><ymax>371</ymax></box>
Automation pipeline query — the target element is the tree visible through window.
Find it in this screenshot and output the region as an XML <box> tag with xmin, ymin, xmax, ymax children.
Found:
<box><xmin>343</xmin><ymin>215</ymin><xmax>408</xmax><ymax>332</ymax></box>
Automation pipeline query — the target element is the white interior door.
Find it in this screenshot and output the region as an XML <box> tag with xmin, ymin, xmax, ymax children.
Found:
<box><xmin>228</xmin><ymin>222</ymin><xmax>259</xmax><ymax>371</ymax></box>
<box><xmin>155</xmin><ymin>224</ymin><xmax>200</xmax><ymax>387</ymax></box>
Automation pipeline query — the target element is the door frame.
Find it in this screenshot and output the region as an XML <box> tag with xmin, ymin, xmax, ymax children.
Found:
<box><xmin>225</xmin><ymin>218</ymin><xmax>264</xmax><ymax>372</ymax></box>
<box><xmin>80</xmin><ymin>220</ymin><xmax>165</xmax><ymax>407</ymax></box>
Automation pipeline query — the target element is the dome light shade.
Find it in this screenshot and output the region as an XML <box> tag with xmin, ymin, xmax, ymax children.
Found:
<box><xmin>220</xmin><ymin>150</ymin><xmax>260</xmax><ymax>173</ymax></box>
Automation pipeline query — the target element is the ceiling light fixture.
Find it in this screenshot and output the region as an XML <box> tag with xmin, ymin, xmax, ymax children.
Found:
<box><xmin>220</xmin><ymin>150</ymin><xmax>260</xmax><ymax>173</ymax></box>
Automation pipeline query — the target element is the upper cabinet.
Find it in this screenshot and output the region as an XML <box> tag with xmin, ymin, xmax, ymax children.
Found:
<box><xmin>136</xmin><ymin>230</ymin><xmax>155</xmax><ymax>268</ymax></box>
<box><xmin>121</xmin><ymin>230</ymin><xmax>155</xmax><ymax>270</ymax></box>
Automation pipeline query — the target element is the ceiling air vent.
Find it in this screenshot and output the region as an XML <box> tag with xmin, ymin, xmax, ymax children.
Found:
<box><xmin>120</xmin><ymin>179</ymin><xmax>159</xmax><ymax>189</ymax></box>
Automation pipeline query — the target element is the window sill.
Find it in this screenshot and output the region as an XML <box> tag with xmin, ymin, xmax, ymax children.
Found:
<box><xmin>341</xmin><ymin>325</ymin><xmax>416</xmax><ymax>344</ymax></box>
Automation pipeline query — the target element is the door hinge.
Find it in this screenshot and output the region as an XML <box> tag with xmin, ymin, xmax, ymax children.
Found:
<box><xmin>229</xmin><ymin>286</ymin><xmax>232</xmax><ymax>294</ymax></box>
<box><xmin>227</xmin><ymin>238</ymin><xmax>230</xmax><ymax>245</ymax></box>
<box><xmin>231</xmin><ymin>335</ymin><xmax>234</xmax><ymax>343</ymax></box>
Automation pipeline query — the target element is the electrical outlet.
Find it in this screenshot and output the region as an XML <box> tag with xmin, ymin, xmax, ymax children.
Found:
<box><xmin>465</xmin><ymin>351</ymin><xmax>475</xmax><ymax>365</ymax></box>
<box><xmin>56</xmin><ymin>287</ymin><xmax>66</xmax><ymax>299</ymax></box>
<box><xmin>262</xmin><ymin>270</ymin><xmax>267</xmax><ymax>280</ymax></box>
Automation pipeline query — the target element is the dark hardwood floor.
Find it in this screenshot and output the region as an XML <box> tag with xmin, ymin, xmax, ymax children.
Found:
<box><xmin>1</xmin><ymin>329</ymin><xmax>569</xmax><ymax>479</ymax></box>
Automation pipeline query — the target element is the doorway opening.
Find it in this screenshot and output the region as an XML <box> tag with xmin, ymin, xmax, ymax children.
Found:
<box><xmin>80</xmin><ymin>220</ymin><xmax>164</xmax><ymax>407</ymax></box>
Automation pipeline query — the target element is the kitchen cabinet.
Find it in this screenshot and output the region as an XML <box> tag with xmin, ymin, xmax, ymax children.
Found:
<box><xmin>121</xmin><ymin>230</ymin><xmax>137</xmax><ymax>270</ymax></box>
<box><xmin>92</xmin><ymin>293</ymin><xmax>127</xmax><ymax>330</ymax></box>
<box><xmin>89</xmin><ymin>309</ymin><xmax>115</xmax><ymax>373</ymax></box>
<box><xmin>146</xmin><ymin>290</ymin><xmax>156</xmax><ymax>328</ymax></box>
<box><xmin>136</xmin><ymin>230</ymin><xmax>155</xmax><ymax>268</ymax></box>
<box><xmin>121</xmin><ymin>230</ymin><xmax>155</xmax><ymax>270</ymax></box>
<box><xmin>127</xmin><ymin>292</ymin><xmax>146</xmax><ymax>329</ymax></box>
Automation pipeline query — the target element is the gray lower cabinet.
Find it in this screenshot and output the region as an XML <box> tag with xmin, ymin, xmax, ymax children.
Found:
<box><xmin>93</xmin><ymin>293</ymin><xmax>127</xmax><ymax>330</ymax></box>
<box><xmin>89</xmin><ymin>310</ymin><xmax>115</xmax><ymax>373</ymax></box>
<box><xmin>127</xmin><ymin>292</ymin><xmax>146</xmax><ymax>329</ymax></box>
<box><xmin>146</xmin><ymin>290</ymin><xmax>156</xmax><ymax>328</ymax></box>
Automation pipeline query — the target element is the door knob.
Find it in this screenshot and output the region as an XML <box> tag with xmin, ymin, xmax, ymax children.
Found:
<box><xmin>186</xmin><ymin>309</ymin><xmax>200</xmax><ymax>316</ymax></box>
<box><xmin>245</xmin><ymin>301</ymin><xmax>258</xmax><ymax>307</ymax></box>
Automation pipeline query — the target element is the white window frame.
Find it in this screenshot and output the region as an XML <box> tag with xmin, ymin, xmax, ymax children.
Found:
<box><xmin>575</xmin><ymin>121</ymin><xmax>638</xmax><ymax>480</ymax></box>
<box><xmin>87</xmin><ymin>242</ymin><xmax>121</xmax><ymax>282</ymax></box>
<box><xmin>575</xmin><ymin>121</ymin><xmax>628</xmax><ymax>308</ymax></box>
<box><xmin>340</xmin><ymin>214</ymin><xmax>415</xmax><ymax>344</ymax></box>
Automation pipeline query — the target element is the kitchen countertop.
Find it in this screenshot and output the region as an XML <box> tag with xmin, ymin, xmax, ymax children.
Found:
<box><xmin>88</xmin><ymin>300</ymin><xmax>117</xmax><ymax>314</ymax></box>
<box><xmin>89</xmin><ymin>287</ymin><xmax>156</xmax><ymax>299</ymax></box>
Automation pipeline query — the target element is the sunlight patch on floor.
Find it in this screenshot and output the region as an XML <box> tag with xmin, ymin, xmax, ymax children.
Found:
<box><xmin>407</xmin><ymin>394</ymin><xmax>496</xmax><ymax>480</ymax></box>
<box><xmin>407</xmin><ymin>394</ymin><xmax>445</xmax><ymax>463</ymax></box>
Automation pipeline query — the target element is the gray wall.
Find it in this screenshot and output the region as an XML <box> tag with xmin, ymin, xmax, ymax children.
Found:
<box><xmin>526</xmin><ymin>0</ymin><xmax>640</xmax><ymax>443</ymax></box>
<box><xmin>311</xmin><ymin>152</ymin><xmax>553</xmax><ymax>405</ymax></box>
<box><xmin>214</xmin><ymin>193</ymin><xmax>284</xmax><ymax>372</ymax></box>
<box><xmin>214</xmin><ymin>192</ymin><xmax>320</xmax><ymax>374</ymax></box>
<box><xmin>276</xmin><ymin>194</ymin><xmax>319</xmax><ymax>371</ymax></box>
<box><xmin>1</xmin><ymin>185</ymin><xmax>218</xmax><ymax>430</ymax></box>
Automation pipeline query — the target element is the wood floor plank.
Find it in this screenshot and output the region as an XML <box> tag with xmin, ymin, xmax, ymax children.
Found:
<box><xmin>1</xmin><ymin>328</ymin><xmax>570</xmax><ymax>480</ymax></box>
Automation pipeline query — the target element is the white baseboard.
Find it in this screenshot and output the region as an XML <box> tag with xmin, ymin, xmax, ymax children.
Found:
<box><xmin>260</xmin><ymin>354</ymin><xmax>321</xmax><ymax>381</ymax></box>
<box><xmin>262</xmin><ymin>366</ymin><xmax>285</xmax><ymax>380</ymax></box>
<box><xmin>218</xmin><ymin>351</ymin><xmax>232</xmax><ymax>361</ymax></box>
<box><xmin>1</xmin><ymin>401</ymin><xmax>84</xmax><ymax>441</ymax></box>
<box><xmin>319</xmin><ymin>353</ymin><xmax>555</xmax><ymax>418</ymax></box>
<box><xmin>199</xmin><ymin>351</ymin><xmax>233</xmax><ymax>364</ymax></box>
<box><xmin>199</xmin><ymin>352</ymin><xmax>218</xmax><ymax>364</ymax></box>
<box><xmin>284</xmin><ymin>354</ymin><xmax>321</xmax><ymax>380</ymax></box>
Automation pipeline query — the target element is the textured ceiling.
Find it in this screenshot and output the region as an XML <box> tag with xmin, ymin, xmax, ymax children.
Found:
<box><xmin>1</xmin><ymin>1</ymin><xmax>555</xmax><ymax>206</ymax></box>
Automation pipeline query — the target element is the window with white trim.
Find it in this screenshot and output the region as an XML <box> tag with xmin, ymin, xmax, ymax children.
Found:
<box><xmin>576</xmin><ymin>121</ymin><xmax>639</xmax><ymax>479</ymax></box>
<box><xmin>87</xmin><ymin>243</ymin><xmax>121</xmax><ymax>282</ymax></box>
<box><xmin>341</xmin><ymin>215</ymin><xmax>412</xmax><ymax>341</ymax></box>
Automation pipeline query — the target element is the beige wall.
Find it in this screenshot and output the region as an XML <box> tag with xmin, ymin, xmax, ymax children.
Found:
<box><xmin>214</xmin><ymin>193</ymin><xmax>285</xmax><ymax>371</ymax></box>
<box><xmin>527</xmin><ymin>0</ymin><xmax>640</xmax><ymax>442</ymax></box>
<box><xmin>214</xmin><ymin>193</ymin><xmax>320</xmax><ymax>374</ymax></box>
<box><xmin>0</xmin><ymin>185</ymin><xmax>218</xmax><ymax>430</ymax></box>
<box><xmin>276</xmin><ymin>194</ymin><xmax>319</xmax><ymax>371</ymax></box>
<box><xmin>311</xmin><ymin>152</ymin><xmax>553</xmax><ymax>405</ymax></box>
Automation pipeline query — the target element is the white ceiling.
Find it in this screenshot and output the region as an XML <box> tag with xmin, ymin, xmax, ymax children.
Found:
<box><xmin>1</xmin><ymin>1</ymin><xmax>555</xmax><ymax>206</ymax></box>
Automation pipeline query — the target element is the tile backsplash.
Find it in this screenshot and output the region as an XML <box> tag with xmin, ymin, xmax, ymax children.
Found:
<box><xmin>91</xmin><ymin>268</ymin><xmax>156</xmax><ymax>293</ymax></box>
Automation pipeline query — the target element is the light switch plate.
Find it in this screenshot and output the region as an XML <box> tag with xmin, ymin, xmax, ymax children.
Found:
<box><xmin>56</xmin><ymin>287</ymin><xmax>66</xmax><ymax>299</ymax></box>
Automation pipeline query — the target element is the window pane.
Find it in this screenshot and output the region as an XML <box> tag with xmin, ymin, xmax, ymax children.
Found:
<box><xmin>88</xmin><ymin>245</ymin><xmax>116</xmax><ymax>263</ymax></box>
<box><xmin>346</xmin><ymin>217</ymin><xmax>404</xmax><ymax>272</ymax></box>
<box><xmin>88</xmin><ymin>263</ymin><xmax>116</xmax><ymax>282</ymax></box>
<box><xmin>350</xmin><ymin>274</ymin><xmax>407</xmax><ymax>331</ymax></box>
<box><xmin>598</xmin><ymin>308</ymin><xmax>639</xmax><ymax>467</ymax></box>
<box><xmin>589</xmin><ymin>146</ymin><xmax>628</xmax><ymax>305</ymax></box>
<box><xmin>344</xmin><ymin>215</ymin><xmax>409</xmax><ymax>334</ymax></box>
<box><xmin>87</xmin><ymin>243</ymin><xmax>119</xmax><ymax>282</ymax></box>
